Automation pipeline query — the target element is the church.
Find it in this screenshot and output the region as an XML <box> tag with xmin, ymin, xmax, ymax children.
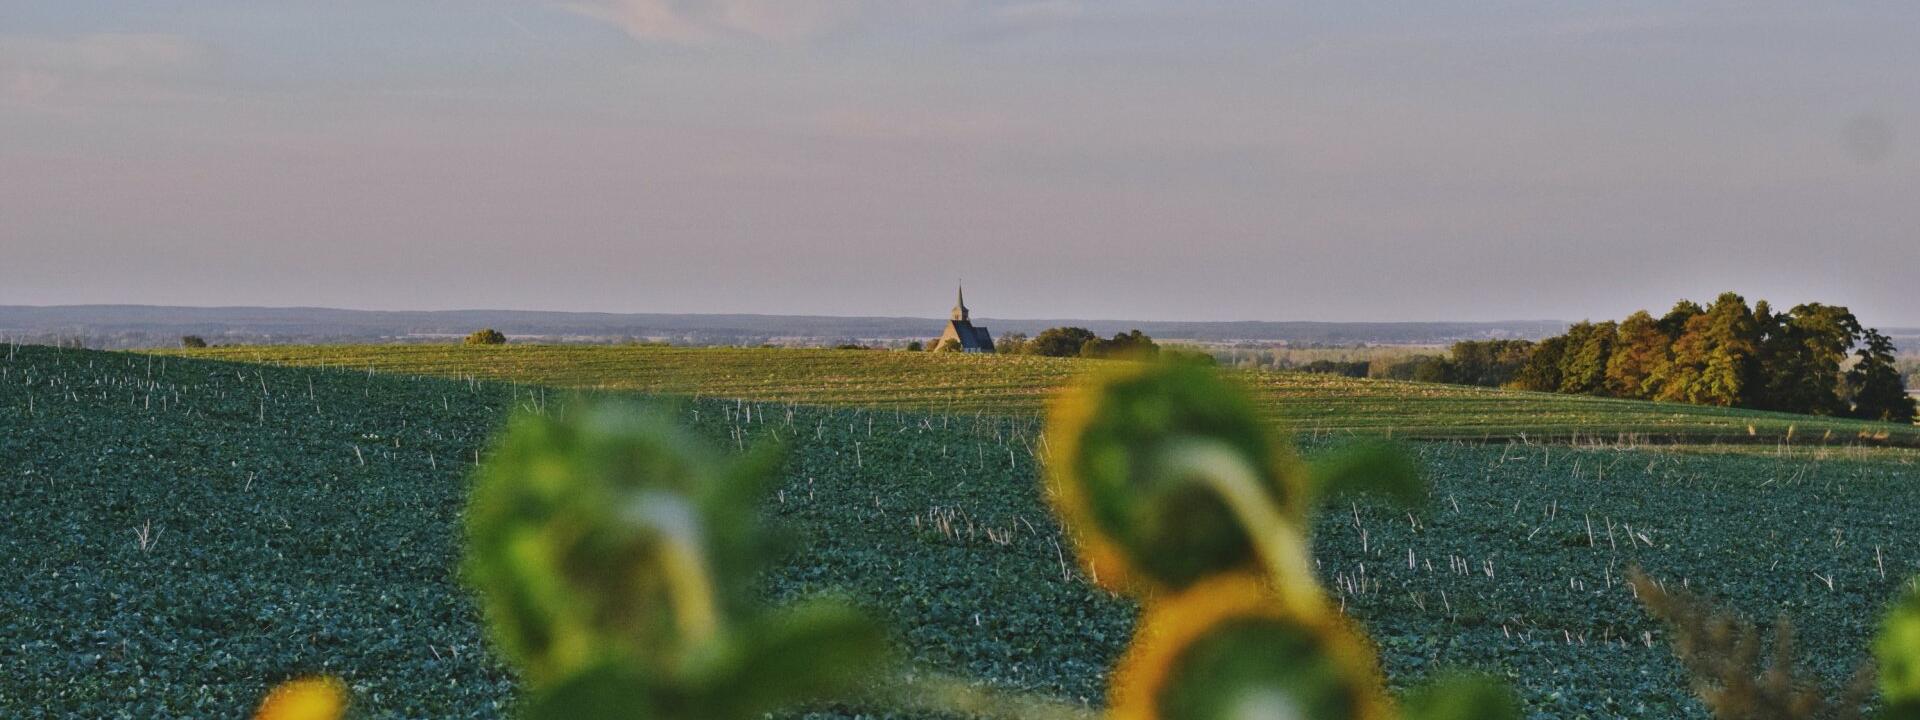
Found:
<box><xmin>936</xmin><ymin>285</ymin><xmax>995</xmax><ymax>353</ymax></box>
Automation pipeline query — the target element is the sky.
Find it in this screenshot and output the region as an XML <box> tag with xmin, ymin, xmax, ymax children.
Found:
<box><xmin>2</xmin><ymin>2</ymin><xmax>1917</xmax><ymax>325</ymax></box>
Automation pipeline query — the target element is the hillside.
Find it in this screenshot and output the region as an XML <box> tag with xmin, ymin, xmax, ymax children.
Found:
<box><xmin>166</xmin><ymin>344</ymin><xmax>1920</xmax><ymax>446</ymax></box>
<box><xmin>7</xmin><ymin>344</ymin><xmax>1919</xmax><ymax>718</ymax></box>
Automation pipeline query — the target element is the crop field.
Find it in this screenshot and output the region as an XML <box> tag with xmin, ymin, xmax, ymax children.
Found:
<box><xmin>166</xmin><ymin>344</ymin><xmax>1920</xmax><ymax>446</ymax></box>
<box><xmin>6</xmin><ymin>344</ymin><xmax>1918</xmax><ymax>717</ymax></box>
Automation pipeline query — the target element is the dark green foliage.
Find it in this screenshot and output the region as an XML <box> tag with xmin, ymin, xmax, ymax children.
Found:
<box><xmin>0</xmin><ymin>345</ymin><xmax>519</xmax><ymax>716</ymax></box>
<box><xmin>180</xmin><ymin>335</ymin><xmax>208</xmax><ymax>349</ymax></box>
<box><xmin>1848</xmin><ymin>330</ymin><xmax>1917</xmax><ymax>423</ymax></box>
<box><xmin>467</xmin><ymin>328</ymin><xmax>508</xmax><ymax>346</ymax></box>
<box><xmin>1402</xmin><ymin>674</ymin><xmax>1522</xmax><ymax>720</ymax></box>
<box><xmin>1158</xmin><ymin>347</ymin><xmax>1219</xmax><ymax>366</ymax></box>
<box><xmin>995</xmin><ymin>332</ymin><xmax>1029</xmax><ymax>355</ymax></box>
<box><xmin>1659</xmin><ymin>300</ymin><xmax>1707</xmax><ymax>337</ymax></box>
<box><xmin>1299</xmin><ymin>359</ymin><xmax>1371</xmax><ymax>378</ymax></box>
<box><xmin>1558</xmin><ymin>321</ymin><xmax>1617</xmax><ymax>396</ymax></box>
<box><xmin>1509</xmin><ymin>335</ymin><xmax>1569</xmax><ymax>392</ymax></box>
<box><xmin>1446</xmin><ymin>340</ymin><xmax>1534</xmax><ymax>387</ymax></box>
<box><xmin>1075</xmin><ymin>330</ymin><xmax>1159</xmax><ymax>360</ymax></box>
<box><xmin>1025</xmin><ymin>327</ymin><xmax>1100</xmax><ymax>357</ymax></box>
<box><xmin>1368</xmin><ymin>354</ymin><xmax>1452</xmax><ymax>382</ymax></box>
<box><xmin>904</xmin><ymin>340</ymin><xmax>923</xmax><ymax>351</ymax></box>
<box><xmin>1752</xmin><ymin>304</ymin><xmax>1859</xmax><ymax>416</ymax></box>
<box><xmin>1501</xmin><ymin>295</ymin><xmax>1912</xmax><ymax>423</ymax></box>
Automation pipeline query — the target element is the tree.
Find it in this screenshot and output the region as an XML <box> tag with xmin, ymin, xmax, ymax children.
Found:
<box><xmin>1752</xmin><ymin>303</ymin><xmax>1859</xmax><ymax>415</ymax></box>
<box><xmin>1653</xmin><ymin>293</ymin><xmax>1757</xmax><ymax>406</ymax></box>
<box><xmin>1847</xmin><ymin>329</ymin><xmax>1917</xmax><ymax>423</ymax></box>
<box><xmin>1299</xmin><ymin>360</ymin><xmax>1370</xmax><ymax>378</ymax></box>
<box><xmin>1557</xmin><ymin>321</ymin><xmax>1616</xmax><ymax>396</ymax></box>
<box><xmin>1604</xmin><ymin>311</ymin><xmax>1669</xmax><ymax>399</ymax></box>
<box><xmin>180</xmin><ymin>335</ymin><xmax>208</xmax><ymax>349</ymax></box>
<box><xmin>1656</xmin><ymin>300</ymin><xmax>1705</xmax><ymax>337</ymax></box>
<box><xmin>1509</xmin><ymin>335</ymin><xmax>1569</xmax><ymax>392</ymax></box>
<box><xmin>466</xmin><ymin>329</ymin><xmax>507</xmax><ymax>346</ymax></box>
<box><xmin>1080</xmin><ymin>330</ymin><xmax>1160</xmax><ymax>359</ymax></box>
<box><xmin>995</xmin><ymin>333</ymin><xmax>1029</xmax><ymax>355</ymax></box>
<box><xmin>1447</xmin><ymin>340</ymin><xmax>1534</xmax><ymax>387</ymax></box>
<box><xmin>905</xmin><ymin>341</ymin><xmax>924</xmax><ymax>352</ymax></box>
<box><xmin>1027</xmin><ymin>327</ymin><xmax>1100</xmax><ymax>357</ymax></box>
<box><xmin>1369</xmin><ymin>355</ymin><xmax>1450</xmax><ymax>382</ymax></box>
<box><xmin>1410</xmin><ymin>357</ymin><xmax>1456</xmax><ymax>383</ymax></box>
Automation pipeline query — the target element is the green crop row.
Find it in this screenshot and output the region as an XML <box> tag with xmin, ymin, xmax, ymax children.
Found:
<box><xmin>163</xmin><ymin>344</ymin><xmax>1920</xmax><ymax>447</ymax></box>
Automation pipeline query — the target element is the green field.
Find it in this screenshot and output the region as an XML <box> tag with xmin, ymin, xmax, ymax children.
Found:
<box><xmin>7</xmin><ymin>344</ymin><xmax>1919</xmax><ymax>718</ymax></box>
<box><xmin>167</xmin><ymin>344</ymin><xmax>1920</xmax><ymax>446</ymax></box>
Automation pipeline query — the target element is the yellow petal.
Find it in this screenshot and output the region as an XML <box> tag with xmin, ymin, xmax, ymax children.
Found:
<box><xmin>255</xmin><ymin>676</ymin><xmax>348</xmax><ymax>720</ymax></box>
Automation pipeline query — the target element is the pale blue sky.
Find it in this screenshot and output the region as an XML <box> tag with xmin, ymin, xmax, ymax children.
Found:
<box><xmin>3</xmin><ymin>2</ymin><xmax>1917</xmax><ymax>324</ymax></box>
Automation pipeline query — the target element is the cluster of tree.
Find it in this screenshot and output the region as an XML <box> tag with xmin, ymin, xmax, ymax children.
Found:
<box><xmin>465</xmin><ymin>328</ymin><xmax>508</xmax><ymax>346</ymax></box>
<box><xmin>1296</xmin><ymin>359</ymin><xmax>1371</xmax><ymax>378</ymax></box>
<box><xmin>1502</xmin><ymin>293</ymin><xmax>1914</xmax><ymax>422</ymax></box>
<box><xmin>1335</xmin><ymin>340</ymin><xmax>1537</xmax><ymax>386</ymax></box>
<box><xmin>177</xmin><ymin>335</ymin><xmax>248</xmax><ymax>349</ymax></box>
<box><xmin>1365</xmin><ymin>355</ymin><xmax>1454</xmax><ymax>383</ymax></box>
<box><xmin>994</xmin><ymin>327</ymin><xmax>1160</xmax><ymax>359</ymax></box>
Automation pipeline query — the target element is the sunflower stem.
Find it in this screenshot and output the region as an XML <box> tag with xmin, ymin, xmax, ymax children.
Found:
<box><xmin>1166</xmin><ymin>439</ymin><xmax>1326</xmax><ymax>614</ymax></box>
<box><xmin>626</xmin><ymin>493</ymin><xmax>722</xmax><ymax>649</ymax></box>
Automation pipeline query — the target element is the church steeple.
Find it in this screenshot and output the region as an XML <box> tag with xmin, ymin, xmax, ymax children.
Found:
<box><xmin>952</xmin><ymin>282</ymin><xmax>970</xmax><ymax>322</ymax></box>
<box><xmin>936</xmin><ymin>282</ymin><xmax>993</xmax><ymax>352</ymax></box>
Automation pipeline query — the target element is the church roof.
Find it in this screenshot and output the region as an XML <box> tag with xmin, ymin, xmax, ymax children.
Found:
<box><xmin>939</xmin><ymin>283</ymin><xmax>994</xmax><ymax>352</ymax></box>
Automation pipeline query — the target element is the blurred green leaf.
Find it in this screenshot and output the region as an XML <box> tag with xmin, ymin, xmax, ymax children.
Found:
<box><xmin>1881</xmin><ymin>582</ymin><xmax>1920</xmax><ymax>704</ymax></box>
<box><xmin>1401</xmin><ymin>673</ymin><xmax>1522</xmax><ymax>720</ymax></box>
<box><xmin>1880</xmin><ymin>700</ymin><xmax>1920</xmax><ymax>720</ymax></box>
<box><xmin>1306</xmin><ymin>440</ymin><xmax>1425</xmax><ymax>508</ymax></box>
<box><xmin>522</xmin><ymin>660</ymin><xmax>658</xmax><ymax>720</ymax></box>
<box><xmin>698</xmin><ymin>599</ymin><xmax>889</xmax><ymax>718</ymax></box>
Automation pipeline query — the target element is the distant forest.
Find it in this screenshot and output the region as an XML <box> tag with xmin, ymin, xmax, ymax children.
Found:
<box><xmin>1318</xmin><ymin>293</ymin><xmax>1917</xmax><ymax>423</ymax></box>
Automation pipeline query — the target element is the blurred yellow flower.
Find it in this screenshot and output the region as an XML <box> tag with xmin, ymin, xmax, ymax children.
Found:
<box><xmin>254</xmin><ymin>676</ymin><xmax>348</xmax><ymax>720</ymax></box>
<box><xmin>1883</xmin><ymin>585</ymin><xmax>1920</xmax><ymax>703</ymax></box>
<box><xmin>1112</xmin><ymin>574</ymin><xmax>1390</xmax><ymax>720</ymax></box>
<box><xmin>1044</xmin><ymin>362</ymin><xmax>1308</xmax><ymax>596</ymax></box>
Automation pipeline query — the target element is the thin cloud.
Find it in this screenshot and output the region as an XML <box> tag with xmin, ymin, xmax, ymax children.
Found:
<box><xmin>0</xmin><ymin>33</ymin><xmax>206</xmax><ymax>104</ymax></box>
<box><xmin>560</xmin><ymin>0</ymin><xmax>866</xmax><ymax>44</ymax></box>
<box><xmin>556</xmin><ymin>0</ymin><xmax>1104</xmax><ymax>45</ymax></box>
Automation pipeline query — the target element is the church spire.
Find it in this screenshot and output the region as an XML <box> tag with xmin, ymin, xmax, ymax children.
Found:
<box><xmin>952</xmin><ymin>282</ymin><xmax>970</xmax><ymax>322</ymax></box>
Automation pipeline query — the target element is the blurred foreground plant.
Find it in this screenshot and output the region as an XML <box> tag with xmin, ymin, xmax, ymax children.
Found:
<box><xmin>253</xmin><ymin>676</ymin><xmax>348</xmax><ymax>720</ymax></box>
<box><xmin>1045</xmin><ymin>361</ymin><xmax>1512</xmax><ymax>720</ymax></box>
<box><xmin>463</xmin><ymin>404</ymin><xmax>886</xmax><ymax>719</ymax></box>
<box><xmin>251</xmin><ymin>359</ymin><xmax>1918</xmax><ymax>719</ymax></box>
<box><xmin>1630</xmin><ymin>568</ymin><xmax>1920</xmax><ymax>720</ymax></box>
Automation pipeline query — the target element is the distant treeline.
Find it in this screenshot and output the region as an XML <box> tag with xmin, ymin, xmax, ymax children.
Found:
<box><xmin>1315</xmin><ymin>293</ymin><xmax>1915</xmax><ymax>423</ymax></box>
